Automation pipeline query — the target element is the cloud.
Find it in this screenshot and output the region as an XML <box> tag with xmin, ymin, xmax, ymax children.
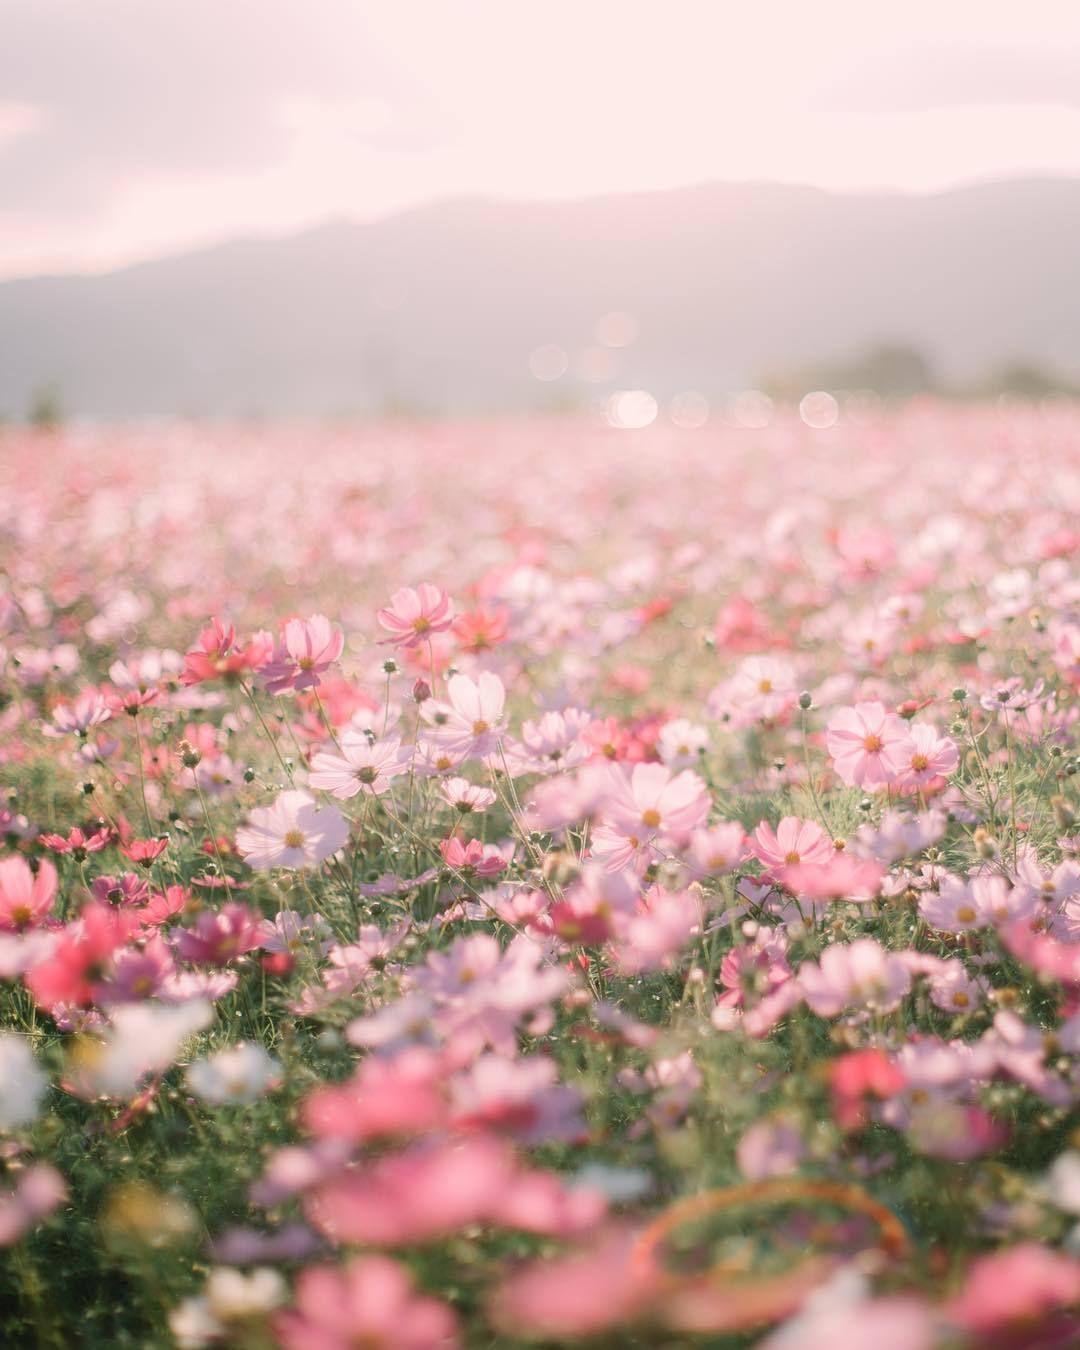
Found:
<box><xmin>822</xmin><ymin>41</ymin><xmax>1080</xmax><ymax>114</ymax></box>
<box><xmin>0</xmin><ymin>0</ymin><xmax>446</xmax><ymax>217</ymax></box>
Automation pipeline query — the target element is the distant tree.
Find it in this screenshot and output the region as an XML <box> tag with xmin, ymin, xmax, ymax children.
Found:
<box><xmin>760</xmin><ymin>344</ymin><xmax>939</xmax><ymax>401</ymax></box>
<box><xmin>975</xmin><ymin>363</ymin><xmax>1076</xmax><ymax>400</ymax></box>
<box><xmin>28</xmin><ymin>384</ymin><xmax>63</xmax><ymax>429</ymax></box>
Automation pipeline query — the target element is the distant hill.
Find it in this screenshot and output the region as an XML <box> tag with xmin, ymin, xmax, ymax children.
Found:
<box><xmin>3</xmin><ymin>178</ymin><xmax>1080</xmax><ymax>417</ymax></box>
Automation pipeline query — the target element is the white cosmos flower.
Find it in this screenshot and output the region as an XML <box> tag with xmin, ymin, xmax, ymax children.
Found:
<box><xmin>186</xmin><ymin>1042</ymin><xmax>281</xmax><ymax>1105</ymax></box>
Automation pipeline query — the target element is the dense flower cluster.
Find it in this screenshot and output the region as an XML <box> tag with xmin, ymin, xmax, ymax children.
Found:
<box><xmin>0</xmin><ymin>406</ymin><xmax>1079</xmax><ymax>1345</ymax></box>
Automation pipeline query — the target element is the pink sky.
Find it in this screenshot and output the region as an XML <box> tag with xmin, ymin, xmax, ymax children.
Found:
<box><xmin>2</xmin><ymin>0</ymin><xmax>1080</xmax><ymax>278</ymax></box>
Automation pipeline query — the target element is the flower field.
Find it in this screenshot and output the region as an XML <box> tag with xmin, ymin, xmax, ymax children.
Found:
<box><xmin>2</xmin><ymin>403</ymin><xmax>1080</xmax><ymax>1347</ymax></box>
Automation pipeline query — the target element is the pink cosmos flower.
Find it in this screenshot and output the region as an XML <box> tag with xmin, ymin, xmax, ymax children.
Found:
<box><xmin>895</xmin><ymin>722</ymin><xmax>959</xmax><ymax>790</ymax></box>
<box><xmin>235</xmin><ymin>790</ymin><xmax>348</xmax><ymax>870</ymax></box>
<box><xmin>24</xmin><ymin>903</ymin><xmax>139</xmax><ymax>1009</ymax></box>
<box><xmin>449</xmin><ymin>1053</ymin><xmax>585</xmax><ymax>1144</ymax></box>
<box><xmin>599</xmin><ymin>763</ymin><xmax>709</xmax><ymax>845</ymax></box>
<box><xmin>38</xmin><ymin>824</ymin><xmax>112</xmax><ymax>858</ymax></box>
<box><xmin>181</xmin><ymin>617</ymin><xmax>273</xmax><ymax>686</ymax></box>
<box><xmin>377</xmin><ymin>583</ymin><xmax>454</xmax><ymax>647</ymax></box>
<box><xmin>260</xmin><ymin>614</ymin><xmax>344</xmax><ymax>695</ymax></box>
<box><xmin>306</xmin><ymin>1134</ymin><xmax>601</xmax><ymax>1247</ymax></box>
<box><xmin>918</xmin><ymin>876</ymin><xmax>988</xmax><ymax>934</ymax></box>
<box><xmin>946</xmin><ymin>1243</ymin><xmax>1080</xmax><ymax>1336</ymax></box>
<box><xmin>614</xmin><ymin>888</ymin><xmax>701</xmax><ymax>974</ymax></box>
<box><xmin>46</xmin><ymin>690</ymin><xmax>112</xmax><ymax>737</ymax></box>
<box><xmin>779</xmin><ymin>854</ymin><xmax>884</xmax><ymax>902</ymax></box>
<box><xmin>106</xmin><ymin>657</ymin><xmax>162</xmax><ymax>714</ymax></box>
<box><xmin>828</xmin><ymin>1047</ymin><xmax>907</xmax><ymax>1129</ymax></box>
<box><xmin>717</xmin><ymin>655</ymin><xmax>798</xmax><ymax>725</ymax></box>
<box><xmin>421</xmin><ymin>671</ymin><xmax>506</xmax><ymax>759</ymax></box>
<box><xmin>751</xmin><ymin>816</ymin><xmax>833</xmax><ymax>872</ymax></box>
<box><xmin>440</xmin><ymin>777</ymin><xmax>497</xmax><ymax>814</ymax></box>
<box><xmin>799</xmin><ymin>938</ymin><xmax>911</xmax><ymax>1017</ymax></box>
<box><xmin>438</xmin><ymin>836</ymin><xmax>507</xmax><ymax>879</ymax></box>
<box><xmin>0</xmin><ymin>856</ymin><xmax>57</xmax><ymax>932</ymax></box>
<box><xmin>683</xmin><ymin>822</ymin><xmax>748</xmax><ymax>879</ymax></box>
<box><xmin>0</xmin><ymin>1164</ymin><xmax>67</xmax><ymax>1248</ymax></box>
<box><xmin>175</xmin><ymin>902</ymin><xmax>262</xmax><ymax>965</ymax></box>
<box><xmin>759</xmin><ymin>1283</ymin><xmax>933</xmax><ymax>1350</ymax></box>
<box><xmin>736</xmin><ymin>1116</ymin><xmax>806</xmax><ymax>1180</ymax></box>
<box><xmin>302</xmin><ymin>1047</ymin><xmax>446</xmax><ymax>1143</ymax></box>
<box><xmin>826</xmin><ymin>701</ymin><xmax>911</xmax><ymax>788</ymax></box>
<box><xmin>275</xmin><ymin>1255</ymin><xmax>461</xmax><ymax>1350</ymax></box>
<box><xmin>488</xmin><ymin>1227</ymin><xmax>654</xmax><ymax>1342</ymax></box>
<box><xmin>309</xmin><ymin>732</ymin><xmax>408</xmax><ymax>799</ymax></box>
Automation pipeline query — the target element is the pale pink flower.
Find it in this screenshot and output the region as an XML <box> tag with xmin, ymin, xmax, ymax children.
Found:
<box><xmin>614</xmin><ymin>888</ymin><xmax>701</xmax><ymax>974</ymax></box>
<box><xmin>261</xmin><ymin>614</ymin><xmax>344</xmax><ymax>694</ymax></box>
<box><xmin>0</xmin><ymin>856</ymin><xmax>57</xmax><ymax>932</ymax></box>
<box><xmin>235</xmin><ymin>790</ymin><xmax>348</xmax><ymax>870</ymax></box>
<box><xmin>421</xmin><ymin>671</ymin><xmax>506</xmax><ymax>759</ymax></box>
<box><xmin>895</xmin><ymin>722</ymin><xmax>959</xmax><ymax>789</ymax></box>
<box><xmin>683</xmin><ymin>822</ymin><xmax>748</xmax><ymax>879</ymax></box>
<box><xmin>656</xmin><ymin>717</ymin><xmax>709</xmax><ymax>769</ymax></box>
<box><xmin>600</xmin><ymin>763</ymin><xmax>710</xmax><ymax>845</ymax></box>
<box><xmin>751</xmin><ymin>815</ymin><xmax>833</xmax><ymax>872</ymax></box>
<box><xmin>927</xmin><ymin>960</ymin><xmax>985</xmax><ymax>1013</ymax></box>
<box><xmin>0</xmin><ymin>1164</ymin><xmax>66</xmax><ymax>1247</ymax></box>
<box><xmin>309</xmin><ymin>732</ymin><xmax>408</xmax><ymax>798</ymax></box>
<box><xmin>377</xmin><ymin>583</ymin><xmax>454</xmax><ymax>647</ymax></box>
<box><xmin>799</xmin><ymin>938</ymin><xmax>911</xmax><ymax>1017</ymax></box>
<box><xmin>826</xmin><ymin>701</ymin><xmax>911</xmax><ymax>788</ymax></box>
<box><xmin>45</xmin><ymin>690</ymin><xmax>112</xmax><ymax>737</ymax></box>
<box><xmin>918</xmin><ymin>876</ymin><xmax>987</xmax><ymax>934</ymax></box>
<box><xmin>714</xmin><ymin>655</ymin><xmax>798</xmax><ymax>725</ymax></box>
<box><xmin>275</xmin><ymin>1255</ymin><xmax>461</xmax><ymax>1350</ymax></box>
<box><xmin>449</xmin><ymin>1054</ymin><xmax>585</xmax><ymax>1144</ymax></box>
<box><xmin>737</xmin><ymin>1116</ymin><xmax>806</xmax><ymax>1179</ymax></box>
<box><xmin>440</xmin><ymin>777</ymin><xmax>497</xmax><ymax>814</ymax></box>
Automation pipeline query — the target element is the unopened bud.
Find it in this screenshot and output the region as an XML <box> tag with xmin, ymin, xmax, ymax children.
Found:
<box><xmin>412</xmin><ymin>678</ymin><xmax>432</xmax><ymax>704</ymax></box>
<box><xmin>951</xmin><ymin>688</ymin><xmax>967</xmax><ymax>702</ymax></box>
<box><xmin>798</xmin><ymin>691</ymin><xmax>813</xmax><ymax>711</ymax></box>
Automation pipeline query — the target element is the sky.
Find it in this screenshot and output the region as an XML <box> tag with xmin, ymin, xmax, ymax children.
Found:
<box><xmin>3</xmin><ymin>0</ymin><xmax>1080</xmax><ymax>278</ymax></box>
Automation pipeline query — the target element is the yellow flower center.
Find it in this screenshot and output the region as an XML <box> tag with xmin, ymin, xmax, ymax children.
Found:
<box><xmin>283</xmin><ymin>829</ymin><xmax>306</xmax><ymax>849</ymax></box>
<box><xmin>640</xmin><ymin>809</ymin><xmax>662</xmax><ymax>829</ymax></box>
<box><xmin>862</xmin><ymin>734</ymin><xmax>883</xmax><ymax>752</ymax></box>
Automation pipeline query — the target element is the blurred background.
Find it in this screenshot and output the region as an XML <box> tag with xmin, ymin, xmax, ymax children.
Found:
<box><xmin>2</xmin><ymin>0</ymin><xmax>1080</xmax><ymax>423</ymax></box>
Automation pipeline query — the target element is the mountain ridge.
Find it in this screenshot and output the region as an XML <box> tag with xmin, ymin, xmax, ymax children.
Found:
<box><xmin>3</xmin><ymin>177</ymin><xmax>1080</xmax><ymax>416</ymax></box>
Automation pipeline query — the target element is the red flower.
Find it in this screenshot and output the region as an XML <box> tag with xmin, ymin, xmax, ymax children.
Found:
<box><xmin>829</xmin><ymin>1048</ymin><xmax>906</xmax><ymax>1130</ymax></box>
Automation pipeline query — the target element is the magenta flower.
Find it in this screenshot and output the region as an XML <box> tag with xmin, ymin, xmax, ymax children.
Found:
<box><xmin>176</xmin><ymin>902</ymin><xmax>262</xmax><ymax>965</ymax></box>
